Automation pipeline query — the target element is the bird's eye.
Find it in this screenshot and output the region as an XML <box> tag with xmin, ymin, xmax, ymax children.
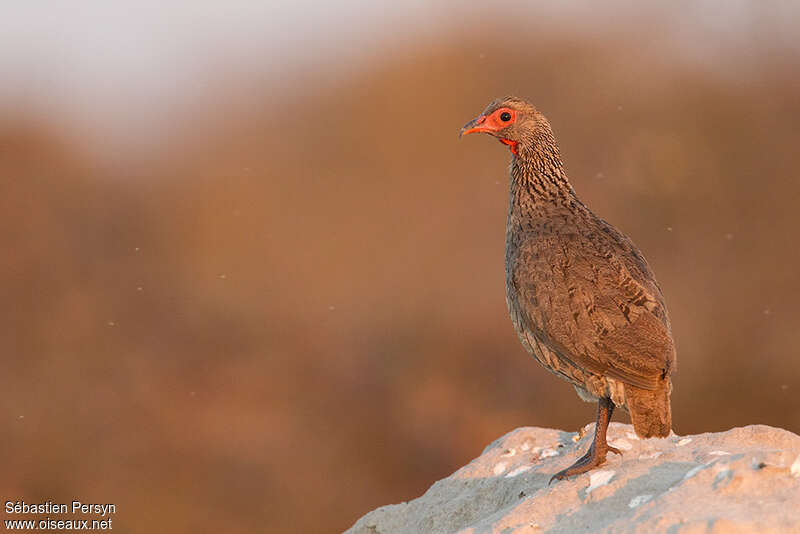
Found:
<box><xmin>500</xmin><ymin>112</ymin><xmax>512</xmax><ymax>122</ymax></box>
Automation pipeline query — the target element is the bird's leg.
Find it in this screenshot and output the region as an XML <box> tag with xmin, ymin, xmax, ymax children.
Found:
<box><xmin>550</xmin><ymin>397</ymin><xmax>622</xmax><ymax>484</ymax></box>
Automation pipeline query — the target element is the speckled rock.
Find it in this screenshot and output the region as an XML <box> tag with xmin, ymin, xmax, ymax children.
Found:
<box><xmin>345</xmin><ymin>424</ymin><xmax>800</xmax><ymax>534</ymax></box>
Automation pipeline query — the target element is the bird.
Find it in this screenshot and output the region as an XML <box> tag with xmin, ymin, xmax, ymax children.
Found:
<box><xmin>459</xmin><ymin>97</ymin><xmax>676</xmax><ymax>482</ymax></box>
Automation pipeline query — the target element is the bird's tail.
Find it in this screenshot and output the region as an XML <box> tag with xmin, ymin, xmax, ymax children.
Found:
<box><xmin>626</xmin><ymin>380</ymin><xmax>672</xmax><ymax>438</ymax></box>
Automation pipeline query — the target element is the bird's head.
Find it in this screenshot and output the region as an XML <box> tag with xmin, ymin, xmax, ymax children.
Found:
<box><xmin>459</xmin><ymin>96</ymin><xmax>549</xmax><ymax>156</ymax></box>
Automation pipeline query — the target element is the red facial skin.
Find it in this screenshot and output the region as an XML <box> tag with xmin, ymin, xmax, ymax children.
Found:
<box><xmin>460</xmin><ymin>107</ymin><xmax>518</xmax><ymax>155</ymax></box>
<box><xmin>498</xmin><ymin>138</ymin><xmax>518</xmax><ymax>155</ymax></box>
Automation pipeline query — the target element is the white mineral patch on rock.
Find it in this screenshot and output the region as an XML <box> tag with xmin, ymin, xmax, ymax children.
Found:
<box><xmin>608</xmin><ymin>438</ymin><xmax>632</xmax><ymax>451</ymax></box>
<box><xmin>539</xmin><ymin>448</ymin><xmax>558</xmax><ymax>458</ymax></box>
<box><xmin>638</xmin><ymin>451</ymin><xmax>662</xmax><ymax>460</ymax></box>
<box><xmin>505</xmin><ymin>465</ymin><xmax>532</xmax><ymax>478</ymax></box>
<box><xmin>628</xmin><ymin>494</ymin><xmax>653</xmax><ymax>508</ymax></box>
<box><xmin>625</xmin><ymin>431</ymin><xmax>639</xmax><ymax>441</ymax></box>
<box><xmin>586</xmin><ymin>470</ymin><xmax>615</xmax><ymax>493</ymax></box>
<box><xmin>791</xmin><ymin>454</ymin><xmax>800</xmax><ymax>477</ymax></box>
<box><xmin>493</xmin><ymin>461</ymin><xmax>509</xmax><ymax>476</ymax></box>
<box><xmin>345</xmin><ymin>424</ymin><xmax>800</xmax><ymax>534</ymax></box>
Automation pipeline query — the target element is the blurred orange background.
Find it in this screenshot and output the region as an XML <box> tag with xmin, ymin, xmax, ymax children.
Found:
<box><xmin>2</xmin><ymin>2</ymin><xmax>799</xmax><ymax>533</ymax></box>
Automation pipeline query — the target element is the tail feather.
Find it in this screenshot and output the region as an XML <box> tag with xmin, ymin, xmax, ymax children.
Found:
<box><xmin>626</xmin><ymin>380</ymin><xmax>672</xmax><ymax>438</ymax></box>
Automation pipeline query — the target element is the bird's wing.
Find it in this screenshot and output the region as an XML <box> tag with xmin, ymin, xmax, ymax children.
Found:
<box><xmin>510</xmin><ymin>226</ymin><xmax>676</xmax><ymax>390</ymax></box>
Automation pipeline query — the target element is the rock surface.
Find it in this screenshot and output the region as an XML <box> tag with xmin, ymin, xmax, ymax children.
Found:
<box><xmin>345</xmin><ymin>424</ymin><xmax>800</xmax><ymax>534</ymax></box>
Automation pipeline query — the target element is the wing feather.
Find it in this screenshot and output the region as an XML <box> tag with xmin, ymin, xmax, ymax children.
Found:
<box><xmin>510</xmin><ymin>223</ymin><xmax>675</xmax><ymax>391</ymax></box>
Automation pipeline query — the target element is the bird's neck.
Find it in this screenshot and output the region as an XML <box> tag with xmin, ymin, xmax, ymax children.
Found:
<box><xmin>510</xmin><ymin>139</ymin><xmax>575</xmax><ymax>206</ymax></box>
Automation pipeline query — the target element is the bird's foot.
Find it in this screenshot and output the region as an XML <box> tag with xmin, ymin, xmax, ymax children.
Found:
<box><xmin>549</xmin><ymin>443</ymin><xmax>622</xmax><ymax>485</ymax></box>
